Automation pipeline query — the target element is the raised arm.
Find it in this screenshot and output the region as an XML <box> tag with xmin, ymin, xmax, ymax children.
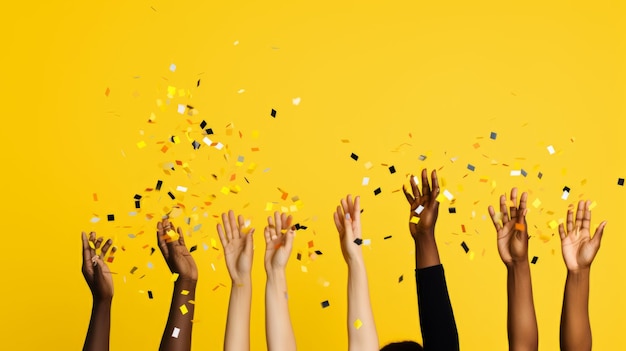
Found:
<box><xmin>264</xmin><ymin>212</ymin><xmax>297</xmax><ymax>351</ymax></box>
<box><xmin>82</xmin><ymin>232</ymin><xmax>116</xmax><ymax>351</ymax></box>
<box><xmin>402</xmin><ymin>169</ymin><xmax>458</xmax><ymax>350</ymax></box>
<box><xmin>217</xmin><ymin>210</ymin><xmax>255</xmax><ymax>351</ymax></box>
<box><xmin>558</xmin><ymin>200</ymin><xmax>606</xmax><ymax>351</ymax></box>
<box><xmin>333</xmin><ymin>195</ymin><xmax>379</xmax><ymax>351</ymax></box>
<box><xmin>488</xmin><ymin>188</ymin><xmax>538</xmax><ymax>351</ymax></box>
<box><xmin>157</xmin><ymin>219</ymin><xmax>198</xmax><ymax>351</ymax></box>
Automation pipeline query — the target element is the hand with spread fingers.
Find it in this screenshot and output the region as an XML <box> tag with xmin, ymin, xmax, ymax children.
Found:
<box><xmin>402</xmin><ymin>168</ymin><xmax>440</xmax><ymax>239</ymax></box>
<box><xmin>157</xmin><ymin>218</ymin><xmax>197</xmax><ymax>351</ymax></box>
<box><xmin>558</xmin><ymin>200</ymin><xmax>607</xmax><ymax>272</ymax></box>
<box><xmin>81</xmin><ymin>232</ymin><xmax>116</xmax><ymax>351</ymax></box>
<box><xmin>558</xmin><ymin>200</ymin><xmax>607</xmax><ymax>351</ymax></box>
<box><xmin>157</xmin><ymin>218</ymin><xmax>198</xmax><ymax>281</ymax></box>
<box><xmin>217</xmin><ymin>210</ymin><xmax>255</xmax><ymax>351</ymax></box>
<box><xmin>333</xmin><ymin>194</ymin><xmax>364</xmax><ymax>265</ymax></box>
<box><xmin>82</xmin><ymin>232</ymin><xmax>116</xmax><ymax>300</ymax></box>
<box><xmin>488</xmin><ymin>188</ymin><xmax>530</xmax><ymax>267</ymax></box>
<box><xmin>264</xmin><ymin>211</ymin><xmax>296</xmax><ymax>273</ymax></box>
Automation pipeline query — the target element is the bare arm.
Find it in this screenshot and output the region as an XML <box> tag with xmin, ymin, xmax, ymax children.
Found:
<box><xmin>82</xmin><ymin>232</ymin><xmax>116</xmax><ymax>351</ymax></box>
<box><xmin>218</xmin><ymin>210</ymin><xmax>255</xmax><ymax>351</ymax></box>
<box><xmin>157</xmin><ymin>219</ymin><xmax>198</xmax><ymax>351</ymax></box>
<box><xmin>489</xmin><ymin>188</ymin><xmax>538</xmax><ymax>351</ymax></box>
<box><xmin>558</xmin><ymin>201</ymin><xmax>606</xmax><ymax>351</ymax></box>
<box><xmin>334</xmin><ymin>195</ymin><xmax>379</xmax><ymax>351</ymax></box>
<box><xmin>264</xmin><ymin>212</ymin><xmax>297</xmax><ymax>351</ymax></box>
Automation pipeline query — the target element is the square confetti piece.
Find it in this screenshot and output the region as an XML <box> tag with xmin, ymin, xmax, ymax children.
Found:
<box><xmin>490</xmin><ymin>132</ymin><xmax>497</xmax><ymax>140</ymax></box>
<box><xmin>177</xmin><ymin>104</ymin><xmax>186</xmax><ymax>114</ymax></box>
<box><xmin>270</xmin><ymin>109</ymin><xmax>277</xmax><ymax>118</ymax></box>
<box><xmin>410</xmin><ymin>217</ymin><xmax>420</xmax><ymax>224</ymax></box>
<box><xmin>618</xmin><ymin>178</ymin><xmax>624</xmax><ymax>186</ymax></box>
<box><xmin>349</xmin><ymin>152</ymin><xmax>358</xmax><ymax>160</ymax></box>
<box><xmin>353</xmin><ymin>238</ymin><xmax>363</xmax><ymax>245</ymax></box>
<box><xmin>169</xmin><ymin>63</ymin><xmax>176</xmax><ymax>72</ymax></box>
<box><xmin>180</xmin><ymin>304</ymin><xmax>188</xmax><ymax>315</ymax></box>
<box><xmin>353</xmin><ymin>319</ymin><xmax>363</xmax><ymax>330</ymax></box>
<box><xmin>531</xmin><ymin>256</ymin><xmax>538</xmax><ymax>264</ymax></box>
<box><xmin>137</xmin><ymin>141</ymin><xmax>147</xmax><ymax>149</ymax></box>
<box><xmin>547</xmin><ymin>145</ymin><xmax>555</xmax><ymax>155</ymax></box>
<box><xmin>515</xmin><ymin>223</ymin><xmax>526</xmax><ymax>231</ymax></box>
<box><xmin>107</xmin><ymin>214</ymin><xmax>115</xmax><ymax>221</ymax></box>
<box><xmin>448</xmin><ymin>207</ymin><xmax>456</xmax><ymax>214</ymax></box>
<box><xmin>373</xmin><ymin>187</ymin><xmax>381</xmax><ymax>195</ymax></box>
<box><xmin>467</xmin><ymin>164</ymin><xmax>475</xmax><ymax>171</ymax></box>
<box><xmin>548</xmin><ymin>220</ymin><xmax>558</xmax><ymax>229</ymax></box>
<box><xmin>389</xmin><ymin>165</ymin><xmax>396</xmax><ymax>174</ymax></box>
<box><xmin>415</xmin><ymin>205</ymin><xmax>424</xmax><ymax>214</ymax></box>
<box><xmin>532</xmin><ymin>198</ymin><xmax>542</xmax><ymax>208</ymax></box>
<box><xmin>172</xmin><ymin>327</ymin><xmax>180</xmax><ymax>338</ymax></box>
<box><xmin>362</xmin><ymin>177</ymin><xmax>370</xmax><ymax>186</ymax></box>
<box><xmin>321</xmin><ymin>300</ymin><xmax>330</xmax><ymax>308</ymax></box>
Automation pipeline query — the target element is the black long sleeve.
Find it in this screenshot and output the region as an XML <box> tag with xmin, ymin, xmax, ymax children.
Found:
<box><xmin>416</xmin><ymin>264</ymin><xmax>459</xmax><ymax>351</ymax></box>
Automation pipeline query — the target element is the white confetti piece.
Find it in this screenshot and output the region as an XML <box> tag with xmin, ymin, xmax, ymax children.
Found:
<box><xmin>177</xmin><ymin>104</ymin><xmax>185</xmax><ymax>114</ymax></box>
<box><xmin>547</xmin><ymin>145</ymin><xmax>555</xmax><ymax>155</ymax></box>
<box><xmin>362</xmin><ymin>177</ymin><xmax>370</xmax><ymax>186</ymax></box>
<box><xmin>510</xmin><ymin>170</ymin><xmax>522</xmax><ymax>176</ymax></box>
<box><xmin>443</xmin><ymin>189</ymin><xmax>454</xmax><ymax>201</ymax></box>
<box><xmin>292</xmin><ymin>97</ymin><xmax>301</xmax><ymax>105</ymax></box>
<box><xmin>176</xmin><ymin>186</ymin><xmax>188</xmax><ymax>192</ymax></box>
<box><xmin>202</xmin><ymin>137</ymin><xmax>213</xmax><ymax>146</ymax></box>
<box><xmin>172</xmin><ymin>327</ymin><xmax>180</xmax><ymax>338</ymax></box>
<box><xmin>415</xmin><ymin>205</ymin><xmax>425</xmax><ymax>214</ymax></box>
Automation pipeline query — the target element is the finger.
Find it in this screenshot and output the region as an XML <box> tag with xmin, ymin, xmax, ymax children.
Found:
<box><xmin>488</xmin><ymin>206</ymin><xmax>502</xmax><ymax>231</ymax></box>
<box><xmin>101</xmin><ymin>239</ymin><xmax>113</xmax><ymax>257</ymax></box>
<box><xmin>430</xmin><ymin>170</ymin><xmax>440</xmax><ymax>208</ymax></box>
<box><xmin>582</xmin><ymin>200</ymin><xmax>591</xmax><ymax>232</ymax></box>
<box><xmin>558</xmin><ymin>223</ymin><xmax>566</xmax><ymax>240</ymax></box>
<box><xmin>82</xmin><ymin>232</ymin><xmax>92</xmax><ymax>264</ymax></box>
<box><xmin>591</xmin><ymin>221</ymin><xmax>607</xmax><ymax>247</ymax></box>
<box><xmin>284</xmin><ymin>227</ymin><xmax>296</xmax><ymax>254</ymax></box>
<box><xmin>264</xmin><ymin>224</ymin><xmax>272</xmax><ymax>245</ymax></box>
<box><xmin>217</xmin><ymin>223</ymin><xmax>228</xmax><ymax>248</ymax></box>
<box><xmin>410</xmin><ymin>174</ymin><xmax>420</xmax><ymax>198</ymax></box>
<box><xmin>353</xmin><ymin>195</ymin><xmax>362</xmax><ymax>230</ymax></box>
<box><xmin>167</xmin><ymin>220</ymin><xmax>179</xmax><ymax>246</ymax></box>
<box><xmin>575</xmin><ymin>200</ymin><xmax>584</xmax><ymax>231</ymax></box>
<box><xmin>244</xmin><ymin>228</ymin><xmax>255</xmax><ymax>255</ymax></box>
<box><xmin>177</xmin><ymin>227</ymin><xmax>186</xmax><ymax>247</ymax></box>
<box><xmin>347</xmin><ymin>194</ymin><xmax>354</xmax><ymax>216</ymax></box>
<box><xmin>499</xmin><ymin>194</ymin><xmax>509</xmax><ymax>224</ymax></box>
<box><xmin>403</xmin><ymin>185</ymin><xmax>415</xmax><ymax>204</ymax></box>
<box><xmin>519</xmin><ymin>192</ymin><xmax>528</xmax><ymax>225</ymax></box>
<box><xmin>95</xmin><ymin>237</ymin><xmax>104</xmax><ymax>250</ymax></box>
<box><xmin>567</xmin><ymin>208</ymin><xmax>574</xmax><ymax>234</ymax></box>
<box><xmin>229</xmin><ymin>210</ymin><xmax>239</xmax><ymax>239</ymax></box>
<box><xmin>333</xmin><ymin>211</ymin><xmax>344</xmax><ymax>234</ymax></box>
<box><xmin>421</xmin><ymin>169</ymin><xmax>431</xmax><ymax>197</ymax></box>
<box><xmin>221</xmin><ymin>212</ymin><xmax>232</xmax><ymax>241</ymax></box>
<box><xmin>340</xmin><ymin>197</ymin><xmax>350</xmax><ymax>219</ymax></box>
<box><xmin>343</xmin><ymin>212</ymin><xmax>354</xmax><ymax>240</ymax></box>
<box><xmin>157</xmin><ymin>222</ymin><xmax>168</xmax><ymax>257</ymax></box>
<box><xmin>238</xmin><ymin>214</ymin><xmax>246</xmax><ymax>237</ymax></box>
<box><xmin>283</xmin><ymin>213</ymin><xmax>293</xmax><ymax>230</ymax></box>
<box><xmin>268</xmin><ymin>216</ymin><xmax>278</xmax><ymax>240</ymax></box>
<box><xmin>274</xmin><ymin>212</ymin><xmax>282</xmax><ymax>236</ymax></box>
<box><xmin>509</xmin><ymin>188</ymin><xmax>518</xmax><ymax>220</ymax></box>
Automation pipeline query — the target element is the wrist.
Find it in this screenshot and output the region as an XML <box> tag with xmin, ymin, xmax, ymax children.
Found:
<box><xmin>506</xmin><ymin>259</ymin><xmax>530</xmax><ymax>270</ymax></box>
<box><xmin>174</xmin><ymin>277</ymin><xmax>198</xmax><ymax>290</ymax></box>
<box><xmin>232</xmin><ymin>274</ymin><xmax>252</xmax><ymax>287</ymax></box>
<box><xmin>412</xmin><ymin>228</ymin><xmax>436</xmax><ymax>243</ymax></box>
<box><xmin>567</xmin><ymin>267</ymin><xmax>591</xmax><ymax>275</ymax></box>
<box><xmin>93</xmin><ymin>296</ymin><xmax>113</xmax><ymax>306</ymax></box>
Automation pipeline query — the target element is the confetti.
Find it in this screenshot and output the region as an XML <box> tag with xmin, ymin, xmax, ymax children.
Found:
<box><xmin>443</xmin><ymin>189</ymin><xmax>454</xmax><ymax>201</ymax></box>
<box><xmin>532</xmin><ymin>198</ymin><xmax>542</xmax><ymax>208</ymax></box>
<box><xmin>538</xmin><ymin>172</ymin><xmax>543</xmax><ymax>179</ymax></box>
<box><xmin>350</xmin><ymin>153</ymin><xmax>359</xmax><ymax>161</ymax></box>
<box><xmin>561</xmin><ymin>186</ymin><xmax>570</xmax><ymax>200</ymax></box>
<box><xmin>180</xmin><ymin>304</ymin><xmax>188</xmax><ymax>315</ymax></box>
<box><xmin>137</xmin><ymin>141</ymin><xmax>147</xmax><ymax>149</ymax></box>
<box><xmin>398</xmin><ymin>275</ymin><xmax>404</xmax><ymax>283</ymax></box>
<box><xmin>107</xmin><ymin>214</ymin><xmax>115</xmax><ymax>221</ymax></box>
<box><xmin>354</xmin><ymin>238</ymin><xmax>363</xmax><ymax>245</ymax></box>
<box><xmin>383</xmin><ymin>235</ymin><xmax>392</xmax><ymax>240</ymax></box>
<box><xmin>171</xmin><ymin>273</ymin><xmax>180</xmax><ymax>282</ymax></box>
<box><xmin>531</xmin><ymin>256</ymin><xmax>538</xmax><ymax>264</ymax></box>
<box><xmin>321</xmin><ymin>300</ymin><xmax>330</xmax><ymax>308</ymax></box>
<box><xmin>410</xmin><ymin>217</ymin><xmax>420</xmax><ymax>224</ymax></box>
<box><xmin>461</xmin><ymin>241</ymin><xmax>469</xmax><ymax>253</ymax></box>
<box><xmin>105</xmin><ymin>87</ymin><xmax>110</xmax><ymax>97</ymax></box>
<box><xmin>415</xmin><ymin>205</ymin><xmax>424</xmax><ymax>214</ymax></box>
<box><xmin>181</xmin><ymin>290</ymin><xmax>190</xmax><ymax>295</ymax></box>
<box><xmin>490</xmin><ymin>132</ymin><xmax>497</xmax><ymax>140</ymax></box>
<box><xmin>148</xmin><ymin>291</ymin><xmax>153</xmax><ymax>299</ymax></box>
<box><xmin>270</xmin><ymin>109</ymin><xmax>277</xmax><ymax>118</ymax></box>
<box><xmin>448</xmin><ymin>207</ymin><xmax>456</xmax><ymax>214</ymax></box>
<box><xmin>374</xmin><ymin>187</ymin><xmax>381</xmax><ymax>195</ymax></box>
<box><xmin>547</xmin><ymin>145</ymin><xmax>555</xmax><ymax>155</ymax></box>
<box><xmin>510</xmin><ymin>170</ymin><xmax>521</xmax><ymax>176</ymax></box>
<box><xmin>467</xmin><ymin>164</ymin><xmax>475</xmax><ymax>171</ymax></box>
<box><xmin>548</xmin><ymin>220</ymin><xmax>559</xmax><ymax>229</ymax></box>
<box><xmin>389</xmin><ymin>165</ymin><xmax>396</xmax><ymax>174</ymax></box>
<box><xmin>169</xmin><ymin>63</ymin><xmax>176</xmax><ymax>72</ymax></box>
<box><xmin>354</xmin><ymin>319</ymin><xmax>363</xmax><ymax>330</ymax></box>
<box><xmin>589</xmin><ymin>201</ymin><xmax>597</xmax><ymax>210</ymax></box>
<box><xmin>618</xmin><ymin>178</ymin><xmax>624</xmax><ymax>186</ymax></box>
<box><xmin>177</xmin><ymin>104</ymin><xmax>186</xmax><ymax>114</ymax></box>
<box><xmin>362</xmin><ymin>177</ymin><xmax>370</xmax><ymax>186</ymax></box>
<box><xmin>515</xmin><ymin>223</ymin><xmax>526</xmax><ymax>231</ymax></box>
<box><xmin>292</xmin><ymin>97</ymin><xmax>301</xmax><ymax>105</ymax></box>
<box><xmin>156</xmin><ymin>180</ymin><xmax>163</xmax><ymax>191</ymax></box>
<box><xmin>176</xmin><ymin>186</ymin><xmax>188</xmax><ymax>193</ymax></box>
<box><xmin>364</xmin><ymin>161</ymin><xmax>373</xmax><ymax>170</ymax></box>
<box><xmin>172</xmin><ymin>327</ymin><xmax>180</xmax><ymax>338</ymax></box>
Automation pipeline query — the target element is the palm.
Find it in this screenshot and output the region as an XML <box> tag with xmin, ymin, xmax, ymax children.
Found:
<box><xmin>497</xmin><ymin>222</ymin><xmax>528</xmax><ymax>265</ymax></box>
<box><xmin>488</xmin><ymin>188</ymin><xmax>529</xmax><ymax>266</ymax></box>
<box><xmin>81</xmin><ymin>232</ymin><xmax>115</xmax><ymax>299</ymax></box>
<box><xmin>225</xmin><ymin>238</ymin><xmax>252</xmax><ymax>277</ymax></box>
<box><xmin>558</xmin><ymin>201</ymin><xmax>606</xmax><ymax>272</ymax></box>
<box><xmin>332</xmin><ymin>195</ymin><xmax>363</xmax><ymax>263</ymax></box>
<box><xmin>157</xmin><ymin>220</ymin><xmax>198</xmax><ymax>281</ymax></box>
<box><xmin>263</xmin><ymin>212</ymin><xmax>294</xmax><ymax>271</ymax></box>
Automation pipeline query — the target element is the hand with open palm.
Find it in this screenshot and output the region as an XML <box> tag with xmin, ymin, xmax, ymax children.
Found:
<box><xmin>488</xmin><ymin>188</ymin><xmax>530</xmax><ymax>267</ymax></box>
<box><xmin>264</xmin><ymin>211</ymin><xmax>295</xmax><ymax>273</ymax></box>
<box><xmin>558</xmin><ymin>200</ymin><xmax>606</xmax><ymax>272</ymax></box>
<box><xmin>81</xmin><ymin>232</ymin><xmax>116</xmax><ymax>300</ymax></box>
<box><xmin>157</xmin><ymin>218</ymin><xmax>198</xmax><ymax>281</ymax></box>
<box><xmin>217</xmin><ymin>210</ymin><xmax>255</xmax><ymax>284</ymax></box>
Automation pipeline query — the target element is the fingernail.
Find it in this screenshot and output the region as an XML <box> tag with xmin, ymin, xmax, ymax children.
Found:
<box><xmin>346</xmin><ymin>213</ymin><xmax>351</xmax><ymax>220</ymax></box>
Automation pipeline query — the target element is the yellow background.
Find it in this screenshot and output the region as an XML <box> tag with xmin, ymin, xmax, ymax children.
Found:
<box><xmin>1</xmin><ymin>0</ymin><xmax>625</xmax><ymax>349</ymax></box>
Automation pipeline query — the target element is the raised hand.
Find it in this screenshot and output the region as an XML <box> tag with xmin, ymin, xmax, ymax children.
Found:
<box><xmin>264</xmin><ymin>211</ymin><xmax>296</xmax><ymax>272</ymax></box>
<box><xmin>82</xmin><ymin>232</ymin><xmax>116</xmax><ymax>300</ymax></box>
<box><xmin>402</xmin><ymin>169</ymin><xmax>440</xmax><ymax>239</ymax></box>
<box><xmin>333</xmin><ymin>194</ymin><xmax>364</xmax><ymax>264</ymax></box>
<box><xmin>558</xmin><ymin>200</ymin><xmax>607</xmax><ymax>272</ymax></box>
<box><xmin>488</xmin><ymin>188</ymin><xmax>529</xmax><ymax>266</ymax></box>
<box><xmin>157</xmin><ymin>218</ymin><xmax>198</xmax><ymax>281</ymax></box>
<box><xmin>217</xmin><ymin>210</ymin><xmax>255</xmax><ymax>284</ymax></box>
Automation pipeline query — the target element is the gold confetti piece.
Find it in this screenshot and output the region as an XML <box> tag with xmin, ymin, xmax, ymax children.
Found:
<box><xmin>220</xmin><ymin>186</ymin><xmax>230</xmax><ymax>195</ymax></box>
<box><xmin>354</xmin><ymin>319</ymin><xmax>363</xmax><ymax>330</ymax></box>
<box><xmin>166</xmin><ymin>229</ymin><xmax>180</xmax><ymax>242</ymax></box>
<box><xmin>532</xmin><ymin>198</ymin><xmax>541</xmax><ymax>208</ymax></box>
<box><xmin>137</xmin><ymin>141</ymin><xmax>147</xmax><ymax>149</ymax></box>
<box><xmin>167</xmin><ymin>86</ymin><xmax>176</xmax><ymax>98</ymax></box>
<box><xmin>181</xmin><ymin>290</ymin><xmax>190</xmax><ymax>295</ymax></box>
<box><xmin>247</xmin><ymin>162</ymin><xmax>257</xmax><ymax>174</ymax></box>
<box><xmin>210</xmin><ymin>238</ymin><xmax>217</xmax><ymax>248</ymax></box>
<box><xmin>301</xmin><ymin>265</ymin><xmax>308</xmax><ymax>273</ymax></box>
<box><xmin>469</xmin><ymin>251</ymin><xmax>475</xmax><ymax>260</ymax></box>
<box><xmin>89</xmin><ymin>241</ymin><xmax>95</xmax><ymax>249</ymax></box>
<box><xmin>410</xmin><ymin>217</ymin><xmax>420</xmax><ymax>224</ymax></box>
<box><xmin>436</xmin><ymin>193</ymin><xmax>446</xmax><ymax>203</ymax></box>
<box><xmin>589</xmin><ymin>201</ymin><xmax>597</xmax><ymax>210</ymax></box>
<box><xmin>548</xmin><ymin>220</ymin><xmax>558</xmax><ymax>229</ymax></box>
<box><xmin>172</xmin><ymin>136</ymin><xmax>180</xmax><ymax>144</ymax></box>
<box><xmin>515</xmin><ymin>223</ymin><xmax>526</xmax><ymax>231</ymax></box>
<box><xmin>265</xmin><ymin>202</ymin><xmax>273</xmax><ymax>211</ymax></box>
<box><xmin>105</xmin><ymin>87</ymin><xmax>110</xmax><ymax>96</ymax></box>
<box><xmin>364</xmin><ymin>161</ymin><xmax>373</xmax><ymax>170</ymax></box>
<box><xmin>180</xmin><ymin>304</ymin><xmax>188</xmax><ymax>315</ymax></box>
<box><xmin>171</xmin><ymin>273</ymin><xmax>179</xmax><ymax>282</ymax></box>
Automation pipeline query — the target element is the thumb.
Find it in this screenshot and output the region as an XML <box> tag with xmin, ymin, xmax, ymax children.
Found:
<box><xmin>284</xmin><ymin>227</ymin><xmax>296</xmax><ymax>252</ymax></box>
<box><xmin>592</xmin><ymin>221</ymin><xmax>607</xmax><ymax>247</ymax></box>
<box><xmin>343</xmin><ymin>213</ymin><xmax>354</xmax><ymax>240</ymax></box>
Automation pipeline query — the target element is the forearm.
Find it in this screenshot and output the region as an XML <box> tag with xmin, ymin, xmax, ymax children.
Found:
<box><xmin>265</xmin><ymin>269</ymin><xmax>296</xmax><ymax>351</ymax></box>
<box><xmin>506</xmin><ymin>261</ymin><xmax>538</xmax><ymax>351</ymax></box>
<box><xmin>413</xmin><ymin>230</ymin><xmax>441</xmax><ymax>269</ymax></box>
<box><xmin>160</xmin><ymin>279</ymin><xmax>197</xmax><ymax>351</ymax></box>
<box><xmin>560</xmin><ymin>269</ymin><xmax>591</xmax><ymax>351</ymax></box>
<box><xmin>83</xmin><ymin>298</ymin><xmax>112</xmax><ymax>351</ymax></box>
<box><xmin>347</xmin><ymin>260</ymin><xmax>379</xmax><ymax>351</ymax></box>
<box><xmin>225</xmin><ymin>277</ymin><xmax>252</xmax><ymax>351</ymax></box>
